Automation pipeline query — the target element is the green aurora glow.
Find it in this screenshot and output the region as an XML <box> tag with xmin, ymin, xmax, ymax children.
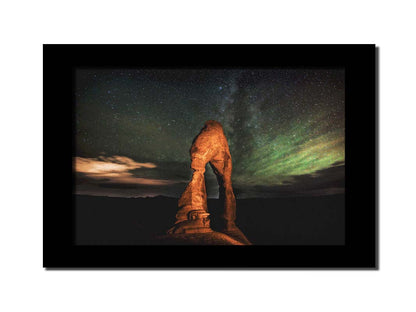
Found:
<box><xmin>75</xmin><ymin>69</ymin><xmax>345</xmax><ymax>197</ymax></box>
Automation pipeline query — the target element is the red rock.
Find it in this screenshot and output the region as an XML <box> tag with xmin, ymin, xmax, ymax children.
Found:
<box><xmin>167</xmin><ymin>120</ymin><xmax>251</xmax><ymax>245</ymax></box>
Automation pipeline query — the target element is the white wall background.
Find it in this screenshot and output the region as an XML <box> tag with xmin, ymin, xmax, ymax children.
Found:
<box><xmin>1</xmin><ymin>1</ymin><xmax>415</xmax><ymax>311</ymax></box>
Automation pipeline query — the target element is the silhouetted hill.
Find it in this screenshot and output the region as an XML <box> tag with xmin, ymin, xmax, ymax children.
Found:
<box><xmin>75</xmin><ymin>194</ymin><xmax>344</xmax><ymax>245</ymax></box>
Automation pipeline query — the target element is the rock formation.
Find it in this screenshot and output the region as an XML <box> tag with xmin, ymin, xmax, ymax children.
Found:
<box><xmin>167</xmin><ymin>120</ymin><xmax>251</xmax><ymax>245</ymax></box>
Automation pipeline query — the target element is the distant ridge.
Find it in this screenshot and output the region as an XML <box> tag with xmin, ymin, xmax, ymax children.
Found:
<box><xmin>74</xmin><ymin>193</ymin><xmax>344</xmax><ymax>200</ymax></box>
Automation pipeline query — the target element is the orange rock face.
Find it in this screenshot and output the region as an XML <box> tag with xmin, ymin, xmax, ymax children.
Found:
<box><xmin>167</xmin><ymin>120</ymin><xmax>251</xmax><ymax>244</ymax></box>
<box><xmin>167</xmin><ymin>120</ymin><xmax>237</xmax><ymax>234</ymax></box>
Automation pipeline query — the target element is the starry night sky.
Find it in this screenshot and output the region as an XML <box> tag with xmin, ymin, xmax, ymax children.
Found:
<box><xmin>74</xmin><ymin>68</ymin><xmax>345</xmax><ymax>198</ymax></box>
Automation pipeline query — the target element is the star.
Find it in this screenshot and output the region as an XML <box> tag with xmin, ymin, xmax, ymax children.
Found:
<box><xmin>75</xmin><ymin>68</ymin><xmax>345</xmax><ymax>198</ymax></box>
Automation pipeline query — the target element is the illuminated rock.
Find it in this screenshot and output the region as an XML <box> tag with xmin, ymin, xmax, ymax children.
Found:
<box><xmin>155</xmin><ymin>232</ymin><xmax>246</xmax><ymax>245</ymax></box>
<box><xmin>167</xmin><ymin>120</ymin><xmax>251</xmax><ymax>245</ymax></box>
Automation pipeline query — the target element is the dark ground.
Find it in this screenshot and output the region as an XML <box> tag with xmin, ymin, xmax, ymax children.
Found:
<box><xmin>75</xmin><ymin>194</ymin><xmax>345</xmax><ymax>245</ymax></box>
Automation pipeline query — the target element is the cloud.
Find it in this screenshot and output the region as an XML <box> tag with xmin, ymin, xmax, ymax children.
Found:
<box><xmin>74</xmin><ymin>156</ymin><xmax>174</xmax><ymax>186</ymax></box>
<box><xmin>234</xmin><ymin>164</ymin><xmax>345</xmax><ymax>198</ymax></box>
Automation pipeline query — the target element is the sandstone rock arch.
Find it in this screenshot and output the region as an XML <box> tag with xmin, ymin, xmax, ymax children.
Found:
<box><xmin>167</xmin><ymin>120</ymin><xmax>250</xmax><ymax>245</ymax></box>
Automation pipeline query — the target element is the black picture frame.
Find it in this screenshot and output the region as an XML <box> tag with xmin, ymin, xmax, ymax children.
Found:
<box><xmin>43</xmin><ymin>44</ymin><xmax>377</xmax><ymax>269</ymax></box>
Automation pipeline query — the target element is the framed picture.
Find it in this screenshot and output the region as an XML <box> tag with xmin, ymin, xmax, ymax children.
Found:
<box><xmin>43</xmin><ymin>44</ymin><xmax>377</xmax><ymax>268</ymax></box>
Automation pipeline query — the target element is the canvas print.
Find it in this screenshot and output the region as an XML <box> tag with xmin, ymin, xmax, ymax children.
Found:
<box><xmin>74</xmin><ymin>68</ymin><xmax>345</xmax><ymax>246</ymax></box>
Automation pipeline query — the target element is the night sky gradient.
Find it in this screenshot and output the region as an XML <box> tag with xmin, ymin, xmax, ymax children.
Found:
<box><xmin>74</xmin><ymin>68</ymin><xmax>345</xmax><ymax>198</ymax></box>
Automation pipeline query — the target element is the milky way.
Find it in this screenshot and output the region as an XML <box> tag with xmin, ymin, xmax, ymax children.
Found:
<box><xmin>75</xmin><ymin>68</ymin><xmax>344</xmax><ymax>198</ymax></box>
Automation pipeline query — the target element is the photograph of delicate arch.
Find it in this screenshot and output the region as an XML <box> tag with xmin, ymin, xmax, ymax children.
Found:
<box><xmin>74</xmin><ymin>67</ymin><xmax>345</xmax><ymax>246</ymax></box>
